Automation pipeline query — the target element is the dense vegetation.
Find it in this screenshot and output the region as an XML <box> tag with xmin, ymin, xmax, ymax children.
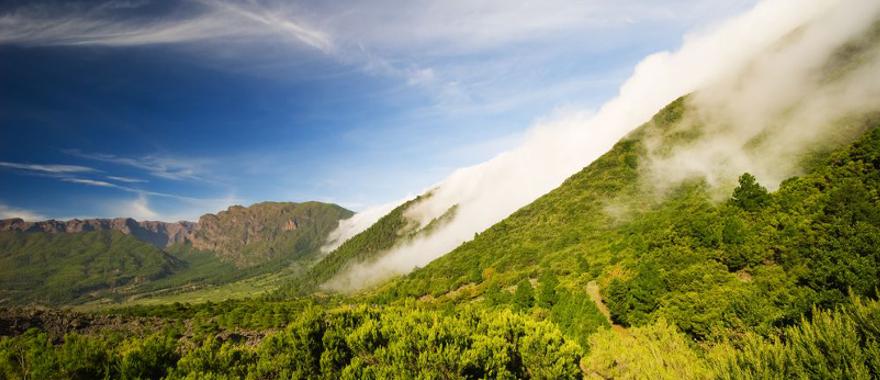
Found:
<box><xmin>188</xmin><ymin>201</ymin><xmax>353</xmax><ymax>268</ymax></box>
<box><xmin>0</xmin><ymin>296</ymin><xmax>590</xmax><ymax>379</ymax></box>
<box><xmin>275</xmin><ymin>198</ymin><xmax>419</xmax><ymax>296</ymax></box>
<box><xmin>2</xmin><ymin>294</ymin><xmax>879</xmax><ymax>379</ymax></box>
<box><xmin>374</xmin><ymin>97</ymin><xmax>880</xmax><ymax>344</ymax></box>
<box><xmin>2</xmin><ymin>92</ymin><xmax>880</xmax><ymax>377</ymax></box>
<box><xmin>0</xmin><ymin>231</ymin><xmax>178</xmax><ymax>305</ymax></box>
<box><xmin>276</xmin><ymin>195</ymin><xmax>458</xmax><ymax>296</ymax></box>
<box><xmin>0</xmin><ymin>202</ymin><xmax>352</xmax><ymax>306</ymax></box>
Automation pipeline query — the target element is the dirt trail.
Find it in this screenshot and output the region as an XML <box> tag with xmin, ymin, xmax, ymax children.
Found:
<box><xmin>586</xmin><ymin>280</ymin><xmax>626</xmax><ymax>332</ymax></box>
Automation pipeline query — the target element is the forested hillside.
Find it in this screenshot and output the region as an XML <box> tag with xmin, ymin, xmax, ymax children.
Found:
<box><xmin>2</xmin><ymin>89</ymin><xmax>879</xmax><ymax>378</ymax></box>
<box><xmin>373</xmin><ymin>97</ymin><xmax>880</xmax><ymax>347</ymax></box>
<box><xmin>0</xmin><ymin>231</ymin><xmax>179</xmax><ymax>305</ymax></box>
<box><xmin>2</xmin><ymin>7</ymin><xmax>880</xmax><ymax>376</ymax></box>
<box><xmin>186</xmin><ymin>201</ymin><xmax>354</xmax><ymax>268</ymax></box>
<box><xmin>275</xmin><ymin>195</ymin><xmax>457</xmax><ymax>296</ymax></box>
<box><xmin>0</xmin><ymin>202</ymin><xmax>353</xmax><ymax>306</ymax></box>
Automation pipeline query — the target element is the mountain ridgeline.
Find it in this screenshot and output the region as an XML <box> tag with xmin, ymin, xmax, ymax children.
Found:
<box><xmin>3</xmin><ymin>5</ymin><xmax>880</xmax><ymax>378</ymax></box>
<box><xmin>0</xmin><ymin>201</ymin><xmax>352</xmax><ymax>305</ymax></box>
<box><xmin>0</xmin><ymin>217</ymin><xmax>195</xmax><ymax>249</ymax></box>
<box><xmin>282</xmin><ymin>9</ymin><xmax>880</xmax><ymax>300</ymax></box>
<box><xmin>275</xmin><ymin>195</ymin><xmax>459</xmax><ymax>295</ymax></box>
<box><xmin>6</xmin><ymin>92</ymin><xmax>877</xmax><ymax>379</ymax></box>
<box><xmin>186</xmin><ymin>201</ymin><xmax>353</xmax><ymax>267</ymax></box>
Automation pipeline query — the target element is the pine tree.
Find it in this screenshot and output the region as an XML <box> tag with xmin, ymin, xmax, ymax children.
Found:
<box><xmin>514</xmin><ymin>279</ymin><xmax>535</xmax><ymax>311</ymax></box>
<box><xmin>731</xmin><ymin>173</ymin><xmax>770</xmax><ymax>211</ymax></box>
<box><xmin>537</xmin><ymin>272</ymin><xmax>559</xmax><ymax>308</ymax></box>
<box><xmin>485</xmin><ymin>281</ymin><xmax>506</xmax><ymax>306</ymax></box>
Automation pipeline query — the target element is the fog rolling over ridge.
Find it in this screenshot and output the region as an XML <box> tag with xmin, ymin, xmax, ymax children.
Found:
<box><xmin>647</xmin><ymin>1</ymin><xmax>880</xmax><ymax>195</ymax></box>
<box><xmin>324</xmin><ymin>0</ymin><xmax>880</xmax><ymax>291</ymax></box>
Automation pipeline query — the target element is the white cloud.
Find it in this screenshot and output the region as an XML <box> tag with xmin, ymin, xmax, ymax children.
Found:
<box><xmin>57</xmin><ymin>172</ymin><xmax>231</xmax><ymax>208</ymax></box>
<box><xmin>0</xmin><ymin>0</ymin><xmax>331</xmax><ymax>51</ymax></box>
<box><xmin>97</xmin><ymin>192</ymin><xmax>241</xmax><ymax>222</ymax></box>
<box><xmin>62</xmin><ymin>178</ymin><xmax>117</xmax><ymax>187</ymax></box>
<box><xmin>0</xmin><ymin>0</ymin><xmax>749</xmax><ymax>51</ymax></box>
<box><xmin>0</xmin><ymin>203</ymin><xmax>45</xmax><ymax>221</ymax></box>
<box><xmin>109</xmin><ymin>194</ymin><xmax>158</xmax><ymax>220</ymax></box>
<box><xmin>0</xmin><ymin>0</ymin><xmax>757</xmax><ymax>116</ymax></box>
<box><xmin>645</xmin><ymin>0</ymin><xmax>880</xmax><ymax>193</ymax></box>
<box><xmin>206</xmin><ymin>1</ymin><xmax>334</xmax><ymax>54</ymax></box>
<box><xmin>0</xmin><ymin>159</ymin><xmax>230</xmax><ymax>219</ymax></box>
<box><xmin>325</xmin><ymin>0</ymin><xmax>861</xmax><ymax>291</ymax></box>
<box><xmin>106</xmin><ymin>175</ymin><xmax>147</xmax><ymax>183</ymax></box>
<box><xmin>0</xmin><ymin>161</ymin><xmax>96</xmax><ymax>174</ymax></box>
<box><xmin>152</xmin><ymin>193</ymin><xmax>244</xmax><ymax>222</ymax></box>
<box><xmin>64</xmin><ymin>150</ymin><xmax>208</xmax><ymax>181</ymax></box>
<box><xmin>320</xmin><ymin>197</ymin><xmax>409</xmax><ymax>253</ymax></box>
<box><xmin>315</xmin><ymin>0</ymin><xmax>755</xmax><ymax>54</ymax></box>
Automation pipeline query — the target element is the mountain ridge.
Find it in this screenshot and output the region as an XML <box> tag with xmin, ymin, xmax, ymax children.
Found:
<box><xmin>1</xmin><ymin>201</ymin><xmax>354</xmax><ymax>268</ymax></box>
<box><xmin>0</xmin><ymin>217</ymin><xmax>196</xmax><ymax>248</ymax></box>
<box><xmin>0</xmin><ymin>201</ymin><xmax>354</xmax><ymax>305</ymax></box>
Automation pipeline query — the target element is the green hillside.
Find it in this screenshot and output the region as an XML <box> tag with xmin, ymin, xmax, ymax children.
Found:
<box><xmin>0</xmin><ymin>201</ymin><xmax>354</xmax><ymax>307</ymax></box>
<box><xmin>113</xmin><ymin>201</ymin><xmax>355</xmax><ymax>306</ymax></box>
<box><xmin>275</xmin><ymin>195</ymin><xmax>457</xmax><ymax>296</ymax></box>
<box><xmin>3</xmin><ymin>21</ymin><xmax>880</xmax><ymax>378</ymax></box>
<box><xmin>188</xmin><ymin>201</ymin><xmax>354</xmax><ymax>268</ymax></box>
<box><xmin>2</xmin><ymin>95</ymin><xmax>879</xmax><ymax>378</ymax></box>
<box><xmin>0</xmin><ymin>230</ymin><xmax>178</xmax><ymax>305</ymax></box>
<box><xmin>376</xmin><ymin>97</ymin><xmax>880</xmax><ymax>342</ymax></box>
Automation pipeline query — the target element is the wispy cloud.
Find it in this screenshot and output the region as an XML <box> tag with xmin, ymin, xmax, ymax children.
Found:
<box><xmin>108</xmin><ymin>194</ymin><xmax>158</xmax><ymax>220</ymax></box>
<box><xmin>64</xmin><ymin>150</ymin><xmax>207</xmax><ymax>181</ymax></box>
<box><xmin>61</xmin><ymin>178</ymin><xmax>116</xmax><ymax>187</ymax></box>
<box><xmin>0</xmin><ymin>0</ymin><xmax>333</xmax><ymax>51</ymax></box>
<box><xmin>0</xmin><ymin>161</ymin><xmax>96</xmax><ymax>174</ymax></box>
<box><xmin>0</xmin><ymin>159</ymin><xmax>199</xmax><ymax>198</ymax></box>
<box><xmin>106</xmin><ymin>175</ymin><xmax>148</xmax><ymax>183</ymax></box>
<box><xmin>59</xmin><ymin>177</ymin><xmax>240</xmax><ymax>221</ymax></box>
<box><xmin>61</xmin><ymin>175</ymin><xmax>202</xmax><ymax>201</ymax></box>
<box><xmin>206</xmin><ymin>1</ymin><xmax>335</xmax><ymax>54</ymax></box>
<box><xmin>0</xmin><ymin>156</ymin><xmax>228</xmax><ymax>216</ymax></box>
<box><xmin>0</xmin><ymin>0</ymin><xmax>756</xmax><ymax>115</ymax></box>
<box><xmin>0</xmin><ymin>203</ymin><xmax>45</xmax><ymax>221</ymax></box>
<box><xmin>0</xmin><ymin>0</ymin><xmax>733</xmax><ymax>51</ymax></box>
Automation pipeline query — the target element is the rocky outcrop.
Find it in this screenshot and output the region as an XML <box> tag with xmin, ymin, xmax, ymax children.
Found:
<box><xmin>0</xmin><ymin>201</ymin><xmax>354</xmax><ymax>268</ymax></box>
<box><xmin>0</xmin><ymin>217</ymin><xmax>196</xmax><ymax>248</ymax></box>
<box><xmin>187</xmin><ymin>202</ymin><xmax>353</xmax><ymax>267</ymax></box>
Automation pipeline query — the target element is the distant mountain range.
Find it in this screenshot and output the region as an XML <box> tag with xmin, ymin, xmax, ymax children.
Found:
<box><xmin>1</xmin><ymin>201</ymin><xmax>352</xmax><ymax>268</ymax></box>
<box><xmin>0</xmin><ymin>201</ymin><xmax>352</xmax><ymax>305</ymax></box>
<box><xmin>0</xmin><ymin>217</ymin><xmax>196</xmax><ymax>248</ymax></box>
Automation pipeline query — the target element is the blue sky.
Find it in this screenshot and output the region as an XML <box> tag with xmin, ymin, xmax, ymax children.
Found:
<box><xmin>0</xmin><ymin>0</ymin><xmax>755</xmax><ymax>221</ymax></box>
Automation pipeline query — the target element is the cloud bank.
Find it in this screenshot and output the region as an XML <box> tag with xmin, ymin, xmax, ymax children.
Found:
<box><xmin>0</xmin><ymin>203</ymin><xmax>45</xmax><ymax>221</ymax></box>
<box><xmin>325</xmin><ymin>0</ymin><xmax>870</xmax><ymax>291</ymax></box>
<box><xmin>645</xmin><ymin>1</ymin><xmax>880</xmax><ymax>194</ymax></box>
<box><xmin>320</xmin><ymin>198</ymin><xmax>406</xmax><ymax>253</ymax></box>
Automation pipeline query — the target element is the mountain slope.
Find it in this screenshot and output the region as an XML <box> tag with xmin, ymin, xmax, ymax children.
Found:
<box><xmin>0</xmin><ymin>231</ymin><xmax>179</xmax><ymax>305</ymax></box>
<box><xmin>0</xmin><ymin>201</ymin><xmax>353</xmax><ymax>306</ymax></box>
<box><xmin>6</xmin><ymin>94</ymin><xmax>877</xmax><ymax>379</ymax></box>
<box><xmin>274</xmin><ymin>195</ymin><xmax>459</xmax><ymax>295</ymax></box>
<box><xmin>187</xmin><ymin>201</ymin><xmax>353</xmax><ymax>268</ymax></box>
<box><xmin>0</xmin><ymin>218</ymin><xmax>195</xmax><ymax>248</ymax></box>
<box><xmin>374</xmin><ymin>97</ymin><xmax>880</xmax><ymax>340</ymax></box>
<box><xmin>1</xmin><ymin>201</ymin><xmax>354</xmax><ymax>269</ymax></box>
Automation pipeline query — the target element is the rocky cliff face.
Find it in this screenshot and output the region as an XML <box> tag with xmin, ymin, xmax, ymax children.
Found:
<box><xmin>187</xmin><ymin>202</ymin><xmax>354</xmax><ymax>267</ymax></box>
<box><xmin>0</xmin><ymin>201</ymin><xmax>354</xmax><ymax>268</ymax></box>
<box><xmin>0</xmin><ymin>218</ymin><xmax>196</xmax><ymax>248</ymax></box>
